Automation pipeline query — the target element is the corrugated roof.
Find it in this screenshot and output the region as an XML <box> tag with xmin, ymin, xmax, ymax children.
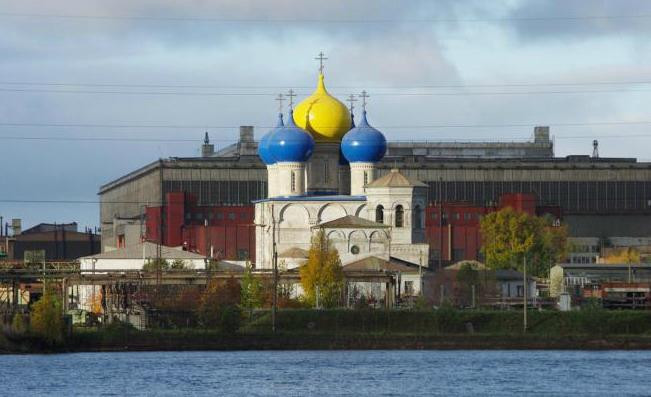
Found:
<box><xmin>313</xmin><ymin>215</ymin><xmax>389</xmax><ymax>229</ymax></box>
<box><xmin>366</xmin><ymin>169</ymin><xmax>427</xmax><ymax>188</ymax></box>
<box><xmin>80</xmin><ymin>242</ymin><xmax>206</xmax><ymax>260</ymax></box>
<box><xmin>343</xmin><ymin>256</ymin><xmax>420</xmax><ymax>273</ymax></box>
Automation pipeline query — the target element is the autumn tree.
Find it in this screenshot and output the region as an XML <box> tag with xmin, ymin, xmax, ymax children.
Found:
<box><xmin>299</xmin><ymin>229</ymin><xmax>345</xmax><ymax>308</ymax></box>
<box><xmin>240</xmin><ymin>261</ymin><xmax>263</xmax><ymax>317</ymax></box>
<box><xmin>603</xmin><ymin>247</ymin><xmax>640</xmax><ymax>264</ymax></box>
<box><xmin>30</xmin><ymin>288</ymin><xmax>64</xmax><ymax>345</ymax></box>
<box><xmin>198</xmin><ymin>277</ymin><xmax>242</xmax><ymax>333</ymax></box>
<box><xmin>456</xmin><ymin>262</ymin><xmax>480</xmax><ymax>307</ymax></box>
<box><xmin>480</xmin><ymin>207</ymin><xmax>567</xmax><ymax>277</ymax></box>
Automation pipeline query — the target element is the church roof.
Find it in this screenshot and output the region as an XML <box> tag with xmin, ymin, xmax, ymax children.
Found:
<box><xmin>313</xmin><ymin>215</ymin><xmax>389</xmax><ymax>229</ymax></box>
<box><xmin>279</xmin><ymin>247</ymin><xmax>309</xmax><ymax>259</ymax></box>
<box><xmin>343</xmin><ymin>256</ymin><xmax>420</xmax><ymax>273</ymax></box>
<box><xmin>366</xmin><ymin>169</ymin><xmax>427</xmax><ymax>188</ymax></box>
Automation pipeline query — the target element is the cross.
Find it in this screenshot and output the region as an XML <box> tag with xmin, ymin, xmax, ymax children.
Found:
<box><xmin>286</xmin><ymin>89</ymin><xmax>297</xmax><ymax>109</ymax></box>
<box><xmin>315</xmin><ymin>51</ymin><xmax>328</xmax><ymax>73</ymax></box>
<box><xmin>359</xmin><ymin>90</ymin><xmax>370</xmax><ymax>111</ymax></box>
<box><xmin>275</xmin><ymin>93</ymin><xmax>284</xmax><ymax>113</ymax></box>
<box><xmin>346</xmin><ymin>94</ymin><xmax>357</xmax><ymax>113</ymax></box>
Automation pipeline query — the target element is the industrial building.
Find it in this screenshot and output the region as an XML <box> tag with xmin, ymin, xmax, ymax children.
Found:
<box><xmin>98</xmin><ymin>71</ymin><xmax>651</xmax><ymax>268</ymax></box>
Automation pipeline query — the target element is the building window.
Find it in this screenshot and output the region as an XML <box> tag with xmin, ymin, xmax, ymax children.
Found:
<box><xmin>324</xmin><ymin>161</ymin><xmax>329</xmax><ymax>183</ymax></box>
<box><xmin>228</xmin><ymin>212</ymin><xmax>236</xmax><ymax>220</ymax></box>
<box><xmin>464</xmin><ymin>212</ymin><xmax>472</xmax><ymax>221</ymax></box>
<box><xmin>350</xmin><ymin>245</ymin><xmax>360</xmax><ymax>255</ymax></box>
<box><xmin>376</xmin><ymin>205</ymin><xmax>384</xmax><ymax>223</ymax></box>
<box><xmin>404</xmin><ymin>281</ymin><xmax>414</xmax><ymax>296</ymax></box>
<box><xmin>291</xmin><ymin>172</ymin><xmax>296</xmax><ymax>192</ymax></box>
<box><xmin>216</xmin><ymin>212</ymin><xmax>224</xmax><ymax>220</ymax></box>
<box><xmin>237</xmin><ymin>249</ymin><xmax>249</xmax><ymax>260</ymax></box>
<box><xmin>452</xmin><ymin>249</ymin><xmax>465</xmax><ymax>262</ymax></box>
<box><xmin>364</xmin><ymin>171</ymin><xmax>368</xmax><ymax>186</ymax></box>
<box><xmin>517</xmin><ymin>285</ymin><xmax>524</xmax><ymax>297</ymax></box>
<box><xmin>395</xmin><ymin>205</ymin><xmax>404</xmax><ymax>227</ymax></box>
<box><xmin>431</xmin><ymin>212</ymin><xmax>438</xmax><ymax>220</ymax></box>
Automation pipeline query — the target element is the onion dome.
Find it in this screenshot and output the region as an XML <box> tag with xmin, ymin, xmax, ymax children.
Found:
<box><xmin>341</xmin><ymin>110</ymin><xmax>387</xmax><ymax>163</ymax></box>
<box><xmin>258</xmin><ymin>113</ymin><xmax>284</xmax><ymax>165</ymax></box>
<box><xmin>293</xmin><ymin>73</ymin><xmax>352</xmax><ymax>142</ymax></box>
<box><xmin>268</xmin><ymin>110</ymin><xmax>315</xmax><ymax>162</ymax></box>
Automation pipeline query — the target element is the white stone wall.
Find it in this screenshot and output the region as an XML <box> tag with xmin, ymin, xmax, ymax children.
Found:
<box><xmin>349</xmin><ymin>162</ymin><xmax>375</xmax><ymax>196</ymax></box>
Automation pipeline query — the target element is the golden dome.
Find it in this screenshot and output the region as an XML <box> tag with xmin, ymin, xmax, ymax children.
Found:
<box><xmin>293</xmin><ymin>73</ymin><xmax>352</xmax><ymax>142</ymax></box>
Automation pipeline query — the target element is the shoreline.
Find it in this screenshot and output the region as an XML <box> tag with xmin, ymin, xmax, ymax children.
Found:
<box><xmin>5</xmin><ymin>333</ymin><xmax>651</xmax><ymax>354</ymax></box>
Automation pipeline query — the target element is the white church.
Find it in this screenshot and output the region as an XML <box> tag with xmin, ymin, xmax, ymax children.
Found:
<box><xmin>254</xmin><ymin>66</ymin><xmax>430</xmax><ymax>295</ymax></box>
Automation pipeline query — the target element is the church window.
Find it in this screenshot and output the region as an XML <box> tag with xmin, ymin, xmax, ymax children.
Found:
<box><xmin>375</xmin><ymin>205</ymin><xmax>384</xmax><ymax>223</ymax></box>
<box><xmin>324</xmin><ymin>161</ymin><xmax>329</xmax><ymax>183</ymax></box>
<box><xmin>291</xmin><ymin>172</ymin><xmax>296</xmax><ymax>192</ymax></box>
<box><xmin>364</xmin><ymin>172</ymin><xmax>368</xmax><ymax>186</ymax></box>
<box><xmin>350</xmin><ymin>245</ymin><xmax>360</xmax><ymax>255</ymax></box>
<box><xmin>395</xmin><ymin>205</ymin><xmax>404</xmax><ymax>228</ymax></box>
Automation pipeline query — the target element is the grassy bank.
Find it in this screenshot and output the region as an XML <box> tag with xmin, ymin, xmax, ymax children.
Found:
<box><xmin>3</xmin><ymin>309</ymin><xmax>651</xmax><ymax>353</ymax></box>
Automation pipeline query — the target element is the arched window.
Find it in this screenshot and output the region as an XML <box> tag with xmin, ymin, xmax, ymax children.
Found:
<box><xmin>291</xmin><ymin>172</ymin><xmax>296</xmax><ymax>192</ymax></box>
<box><xmin>395</xmin><ymin>205</ymin><xmax>404</xmax><ymax>228</ymax></box>
<box><xmin>364</xmin><ymin>171</ymin><xmax>368</xmax><ymax>186</ymax></box>
<box><xmin>375</xmin><ymin>205</ymin><xmax>384</xmax><ymax>224</ymax></box>
<box><xmin>413</xmin><ymin>205</ymin><xmax>422</xmax><ymax>229</ymax></box>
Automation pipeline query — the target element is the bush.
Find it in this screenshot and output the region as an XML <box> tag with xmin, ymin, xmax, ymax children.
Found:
<box><xmin>198</xmin><ymin>278</ymin><xmax>242</xmax><ymax>333</ymax></box>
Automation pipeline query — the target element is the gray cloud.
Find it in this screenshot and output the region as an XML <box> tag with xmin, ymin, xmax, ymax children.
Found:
<box><xmin>507</xmin><ymin>0</ymin><xmax>651</xmax><ymax>41</ymax></box>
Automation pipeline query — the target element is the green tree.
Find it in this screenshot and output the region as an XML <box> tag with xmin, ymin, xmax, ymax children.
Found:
<box><xmin>240</xmin><ymin>261</ymin><xmax>263</xmax><ymax>317</ymax></box>
<box><xmin>299</xmin><ymin>229</ymin><xmax>344</xmax><ymax>308</ymax></box>
<box><xmin>30</xmin><ymin>288</ymin><xmax>64</xmax><ymax>345</ymax></box>
<box><xmin>480</xmin><ymin>207</ymin><xmax>567</xmax><ymax>277</ymax></box>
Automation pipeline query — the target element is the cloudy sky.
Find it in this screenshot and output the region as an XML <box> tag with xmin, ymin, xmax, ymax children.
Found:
<box><xmin>1</xmin><ymin>0</ymin><xmax>651</xmax><ymax>230</ymax></box>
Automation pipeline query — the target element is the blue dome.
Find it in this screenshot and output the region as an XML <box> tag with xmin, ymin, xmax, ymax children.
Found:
<box><xmin>341</xmin><ymin>111</ymin><xmax>387</xmax><ymax>163</ymax></box>
<box><xmin>258</xmin><ymin>113</ymin><xmax>284</xmax><ymax>165</ymax></box>
<box><xmin>268</xmin><ymin>110</ymin><xmax>315</xmax><ymax>162</ymax></box>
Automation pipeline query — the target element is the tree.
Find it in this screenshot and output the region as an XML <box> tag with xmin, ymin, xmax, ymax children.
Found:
<box><xmin>299</xmin><ymin>229</ymin><xmax>345</xmax><ymax>308</ymax></box>
<box><xmin>456</xmin><ymin>262</ymin><xmax>479</xmax><ymax>307</ymax></box>
<box><xmin>30</xmin><ymin>288</ymin><xmax>64</xmax><ymax>345</ymax></box>
<box><xmin>198</xmin><ymin>278</ymin><xmax>241</xmax><ymax>333</ymax></box>
<box><xmin>480</xmin><ymin>207</ymin><xmax>567</xmax><ymax>277</ymax></box>
<box><xmin>603</xmin><ymin>247</ymin><xmax>640</xmax><ymax>264</ymax></box>
<box><xmin>240</xmin><ymin>261</ymin><xmax>263</xmax><ymax>317</ymax></box>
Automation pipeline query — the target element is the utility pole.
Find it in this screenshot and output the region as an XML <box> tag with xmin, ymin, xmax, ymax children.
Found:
<box><xmin>271</xmin><ymin>204</ymin><xmax>278</xmax><ymax>334</ymax></box>
<box><xmin>523</xmin><ymin>255</ymin><xmax>528</xmax><ymax>333</ymax></box>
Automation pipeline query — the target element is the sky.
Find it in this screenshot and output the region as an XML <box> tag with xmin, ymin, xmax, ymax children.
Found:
<box><xmin>1</xmin><ymin>0</ymin><xmax>651</xmax><ymax>231</ymax></box>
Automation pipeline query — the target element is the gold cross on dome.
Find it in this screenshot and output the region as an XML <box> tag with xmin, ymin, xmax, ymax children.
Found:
<box><xmin>275</xmin><ymin>93</ymin><xmax>284</xmax><ymax>113</ymax></box>
<box><xmin>315</xmin><ymin>51</ymin><xmax>328</xmax><ymax>73</ymax></box>
<box><xmin>286</xmin><ymin>89</ymin><xmax>297</xmax><ymax>109</ymax></box>
<box><xmin>359</xmin><ymin>90</ymin><xmax>370</xmax><ymax>111</ymax></box>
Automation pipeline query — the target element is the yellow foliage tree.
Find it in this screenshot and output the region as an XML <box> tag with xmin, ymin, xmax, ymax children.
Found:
<box><xmin>603</xmin><ymin>247</ymin><xmax>640</xmax><ymax>264</ymax></box>
<box><xmin>299</xmin><ymin>229</ymin><xmax>344</xmax><ymax>308</ymax></box>
<box><xmin>30</xmin><ymin>288</ymin><xmax>64</xmax><ymax>344</ymax></box>
<box><xmin>480</xmin><ymin>208</ymin><xmax>567</xmax><ymax>277</ymax></box>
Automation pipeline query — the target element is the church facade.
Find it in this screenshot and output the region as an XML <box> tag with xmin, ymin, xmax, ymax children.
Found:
<box><xmin>254</xmin><ymin>70</ymin><xmax>429</xmax><ymax>271</ymax></box>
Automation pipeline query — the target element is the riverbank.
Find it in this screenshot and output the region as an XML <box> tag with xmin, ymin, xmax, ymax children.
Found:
<box><xmin>3</xmin><ymin>309</ymin><xmax>651</xmax><ymax>353</ymax></box>
<box><xmin>4</xmin><ymin>330</ymin><xmax>651</xmax><ymax>353</ymax></box>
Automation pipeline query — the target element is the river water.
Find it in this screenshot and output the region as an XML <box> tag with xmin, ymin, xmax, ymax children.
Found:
<box><xmin>1</xmin><ymin>350</ymin><xmax>649</xmax><ymax>396</ymax></box>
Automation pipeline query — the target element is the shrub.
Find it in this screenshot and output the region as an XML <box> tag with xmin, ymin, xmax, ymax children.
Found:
<box><xmin>30</xmin><ymin>290</ymin><xmax>64</xmax><ymax>345</ymax></box>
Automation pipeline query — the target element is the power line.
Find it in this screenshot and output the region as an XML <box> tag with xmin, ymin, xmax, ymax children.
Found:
<box><xmin>3</xmin><ymin>79</ymin><xmax>651</xmax><ymax>89</ymax></box>
<box><xmin>1</xmin><ymin>12</ymin><xmax>651</xmax><ymax>23</ymax></box>
<box><xmin>1</xmin><ymin>87</ymin><xmax>650</xmax><ymax>96</ymax></box>
<box><xmin>2</xmin><ymin>120</ymin><xmax>651</xmax><ymax>130</ymax></box>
